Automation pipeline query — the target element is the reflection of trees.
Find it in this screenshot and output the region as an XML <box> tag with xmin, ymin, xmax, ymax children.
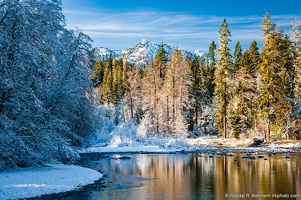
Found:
<box><xmin>138</xmin><ymin>153</ymin><xmax>301</xmax><ymax>199</ymax></box>
<box><xmin>101</xmin><ymin>153</ymin><xmax>301</xmax><ymax>199</ymax></box>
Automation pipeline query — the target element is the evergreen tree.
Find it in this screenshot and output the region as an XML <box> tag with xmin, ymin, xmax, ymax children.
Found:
<box><xmin>248</xmin><ymin>40</ymin><xmax>260</xmax><ymax>76</ymax></box>
<box><xmin>112</xmin><ymin>58</ymin><xmax>124</xmax><ymax>105</ymax></box>
<box><xmin>291</xmin><ymin>20</ymin><xmax>301</xmax><ymax>99</ymax></box>
<box><xmin>228</xmin><ymin>41</ymin><xmax>260</xmax><ymax>139</ymax></box>
<box><xmin>205</xmin><ymin>41</ymin><xmax>217</xmax><ymax>99</ymax></box>
<box><xmin>259</xmin><ymin>24</ymin><xmax>292</xmax><ymax>140</ymax></box>
<box><xmin>187</xmin><ymin>55</ymin><xmax>204</xmax><ymax>133</ymax></box>
<box><xmin>289</xmin><ymin>19</ymin><xmax>301</xmax><ymax>139</ymax></box>
<box><xmin>228</xmin><ymin>43</ymin><xmax>260</xmax><ymax>138</ymax></box>
<box><xmin>91</xmin><ymin>60</ymin><xmax>105</xmax><ymax>87</ymax></box>
<box><xmin>232</xmin><ymin>41</ymin><xmax>243</xmax><ymax>73</ymax></box>
<box><xmin>262</xmin><ymin>12</ymin><xmax>276</xmax><ymax>39</ymax></box>
<box><xmin>154</xmin><ymin>43</ymin><xmax>168</xmax><ymax>79</ymax></box>
<box><xmin>100</xmin><ymin>57</ymin><xmax>113</xmax><ymax>104</ymax></box>
<box><xmin>214</xmin><ymin>19</ymin><xmax>232</xmax><ymax>138</ymax></box>
<box><xmin>247</xmin><ymin>40</ymin><xmax>260</xmax><ymax>129</ymax></box>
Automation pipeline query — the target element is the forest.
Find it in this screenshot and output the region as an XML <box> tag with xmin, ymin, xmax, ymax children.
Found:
<box><xmin>0</xmin><ymin>0</ymin><xmax>301</xmax><ymax>171</ymax></box>
<box><xmin>0</xmin><ymin>0</ymin><xmax>96</xmax><ymax>170</ymax></box>
<box><xmin>92</xmin><ymin>13</ymin><xmax>301</xmax><ymax>142</ymax></box>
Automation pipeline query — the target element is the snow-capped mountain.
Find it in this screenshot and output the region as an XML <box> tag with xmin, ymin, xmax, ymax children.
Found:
<box><xmin>90</xmin><ymin>39</ymin><xmax>202</xmax><ymax>65</ymax></box>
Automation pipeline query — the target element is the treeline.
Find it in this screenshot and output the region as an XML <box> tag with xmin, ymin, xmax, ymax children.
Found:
<box><xmin>93</xmin><ymin>12</ymin><xmax>301</xmax><ymax>141</ymax></box>
<box><xmin>0</xmin><ymin>0</ymin><xmax>95</xmax><ymax>170</ymax></box>
<box><xmin>93</xmin><ymin>43</ymin><xmax>218</xmax><ymax>136</ymax></box>
<box><xmin>215</xmin><ymin>13</ymin><xmax>301</xmax><ymax>141</ymax></box>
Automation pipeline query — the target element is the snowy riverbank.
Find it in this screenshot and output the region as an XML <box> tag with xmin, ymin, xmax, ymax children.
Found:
<box><xmin>81</xmin><ymin>136</ymin><xmax>301</xmax><ymax>154</ymax></box>
<box><xmin>0</xmin><ymin>164</ymin><xmax>102</xmax><ymax>200</ymax></box>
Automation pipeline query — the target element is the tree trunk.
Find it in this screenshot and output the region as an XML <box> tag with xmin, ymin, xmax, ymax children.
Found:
<box><xmin>265</xmin><ymin>122</ymin><xmax>270</xmax><ymax>141</ymax></box>
<box><xmin>130</xmin><ymin>92</ymin><xmax>133</xmax><ymax>119</ymax></box>
<box><xmin>223</xmin><ymin>85</ymin><xmax>227</xmax><ymax>138</ymax></box>
<box><xmin>223</xmin><ymin>112</ymin><xmax>227</xmax><ymax>138</ymax></box>
<box><xmin>166</xmin><ymin>95</ymin><xmax>170</xmax><ymax>135</ymax></box>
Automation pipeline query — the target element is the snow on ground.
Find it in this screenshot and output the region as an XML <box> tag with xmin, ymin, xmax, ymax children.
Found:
<box><xmin>0</xmin><ymin>164</ymin><xmax>102</xmax><ymax>200</ymax></box>
<box><xmin>81</xmin><ymin>136</ymin><xmax>301</xmax><ymax>154</ymax></box>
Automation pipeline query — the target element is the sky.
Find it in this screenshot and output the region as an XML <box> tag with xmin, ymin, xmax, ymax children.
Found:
<box><xmin>61</xmin><ymin>0</ymin><xmax>301</xmax><ymax>53</ymax></box>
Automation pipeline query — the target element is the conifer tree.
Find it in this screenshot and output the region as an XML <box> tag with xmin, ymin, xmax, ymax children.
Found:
<box><xmin>289</xmin><ymin>19</ymin><xmax>301</xmax><ymax>139</ymax></box>
<box><xmin>248</xmin><ymin>40</ymin><xmax>260</xmax><ymax>76</ymax></box>
<box><xmin>214</xmin><ymin>19</ymin><xmax>232</xmax><ymax>138</ymax></box>
<box><xmin>247</xmin><ymin>40</ymin><xmax>260</xmax><ymax>129</ymax></box>
<box><xmin>228</xmin><ymin>44</ymin><xmax>260</xmax><ymax>138</ymax></box>
<box><xmin>155</xmin><ymin>43</ymin><xmax>168</xmax><ymax>79</ymax></box>
<box><xmin>187</xmin><ymin>55</ymin><xmax>204</xmax><ymax>132</ymax></box>
<box><xmin>120</xmin><ymin>55</ymin><xmax>128</xmax><ymax>98</ymax></box>
<box><xmin>232</xmin><ymin>41</ymin><xmax>243</xmax><ymax>73</ymax></box>
<box><xmin>291</xmin><ymin>20</ymin><xmax>301</xmax><ymax>99</ymax></box>
<box><xmin>228</xmin><ymin>41</ymin><xmax>260</xmax><ymax>138</ymax></box>
<box><xmin>91</xmin><ymin>60</ymin><xmax>105</xmax><ymax>87</ymax></box>
<box><xmin>259</xmin><ymin>16</ymin><xmax>292</xmax><ymax>140</ymax></box>
<box><xmin>262</xmin><ymin>12</ymin><xmax>276</xmax><ymax>39</ymax></box>
<box><xmin>100</xmin><ymin>57</ymin><xmax>113</xmax><ymax>104</ymax></box>
<box><xmin>205</xmin><ymin>41</ymin><xmax>217</xmax><ymax>99</ymax></box>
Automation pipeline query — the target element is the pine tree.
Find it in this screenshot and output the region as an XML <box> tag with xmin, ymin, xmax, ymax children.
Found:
<box><xmin>262</xmin><ymin>12</ymin><xmax>276</xmax><ymax>39</ymax></box>
<box><xmin>248</xmin><ymin>40</ymin><xmax>260</xmax><ymax>76</ymax></box>
<box><xmin>228</xmin><ymin>42</ymin><xmax>260</xmax><ymax>139</ymax></box>
<box><xmin>204</xmin><ymin>41</ymin><xmax>217</xmax><ymax>100</ymax></box>
<box><xmin>291</xmin><ymin>20</ymin><xmax>301</xmax><ymax>99</ymax></box>
<box><xmin>214</xmin><ymin>19</ymin><xmax>232</xmax><ymax>138</ymax></box>
<box><xmin>259</xmin><ymin>20</ymin><xmax>292</xmax><ymax>140</ymax></box>
<box><xmin>91</xmin><ymin>60</ymin><xmax>105</xmax><ymax>87</ymax></box>
<box><xmin>120</xmin><ymin>55</ymin><xmax>128</xmax><ymax>98</ymax></box>
<box><xmin>232</xmin><ymin>41</ymin><xmax>243</xmax><ymax>74</ymax></box>
<box><xmin>112</xmin><ymin>58</ymin><xmax>123</xmax><ymax>105</ymax></box>
<box><xmin>247</xmin><ymin>40</ymin><xmax>260</xmax><ymax>130</ymax></box>
<box><xmin>154</xmin><ymin>43</ymin><xmax>168</xmax><ymax>79</ymax></box>
<box><xmin>100</xmin><ymin>57</ymin><xmax>113</xmax><ymax>104</ymax></box>
<box><xmin>187</xmin><ymin>55</ymin><xmax>204</xmax><ymax>133</ymax></box>
<box><xmin>289</xmin><ymin>19</ymin><xmax>301</xmax><ymax>139</ymax></box>
<box><xmin>228</xmin><ymin>41</ymin><xmax>260</xmax><ymax>139</ymax></box>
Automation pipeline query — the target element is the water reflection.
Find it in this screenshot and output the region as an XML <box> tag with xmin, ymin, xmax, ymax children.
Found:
<box><xmin>67</xmin><ymin>152</ymin><xmax>301</xmax><ymax>199</ymax></box>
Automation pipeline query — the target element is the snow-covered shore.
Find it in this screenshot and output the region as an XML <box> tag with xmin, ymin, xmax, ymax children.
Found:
<box><xmin>1</xmin><ymin>137</ymin><xmax>299</xmax><ymax>200</ymax></box>
<box><xmin>0</xmin><ymin>164</ymin><xmax>102</xmax><ymax>200</ymax></box>
<box><xmin>81</xmin><ymin>137</ymin><xmax>301</xmax><ymax>154</ymax></box>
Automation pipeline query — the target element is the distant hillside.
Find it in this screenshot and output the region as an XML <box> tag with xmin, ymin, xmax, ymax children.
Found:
<box><xmin>90</xmin><ymin>39</ymin><xmax>203</xmax><ymax>65</ymax></box>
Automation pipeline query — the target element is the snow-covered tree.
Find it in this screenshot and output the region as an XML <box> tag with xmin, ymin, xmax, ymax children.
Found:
<box><xmin>228</xmin><ymin>41</ymin><xmax>260</xmax><ymax>138</ymax></box>
<box><xmin>162</xmin><ymin>48</ymin><xmax>190</xmax><ymax>135</ymax></box>
<box><xmin>288</xmin><ymin>19</ymin><xmax>301</xmax><ymax>139</ymax></box>
<box><xmin>0</xmin><ymin>0</ymin><xmax>94</xmax><ymax>170</ymax></box>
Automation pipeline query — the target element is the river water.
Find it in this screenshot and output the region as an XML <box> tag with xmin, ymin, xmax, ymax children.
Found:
<box><xmin>62</xmin><ymin>151</ymin><xmax>301</xmax><ymax>200</ymax></box>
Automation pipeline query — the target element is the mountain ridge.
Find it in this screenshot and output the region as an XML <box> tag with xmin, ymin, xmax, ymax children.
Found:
<box><xmin>90</xmin><ymin>39</ymin><xmax>203</xmax><ymax>65</ymax></box>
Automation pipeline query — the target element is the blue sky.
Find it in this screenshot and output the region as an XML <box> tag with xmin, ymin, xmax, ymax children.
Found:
<box><xmin>62</xmin><ymin>0</ymin><xmax>301</xmax><ymax>53</ymax></box>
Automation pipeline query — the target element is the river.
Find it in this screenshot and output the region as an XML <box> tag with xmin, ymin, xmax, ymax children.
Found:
<box><xmin>60</xmin><ymin>151</ymin><xmax>301</xmax><ymax>200</ymax></box>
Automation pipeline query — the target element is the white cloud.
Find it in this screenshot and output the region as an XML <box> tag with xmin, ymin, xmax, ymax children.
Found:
<box><xmin>63</xmin><ymin>8</ymin><xmax>301</xmax><ymax>52</ymax></box>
